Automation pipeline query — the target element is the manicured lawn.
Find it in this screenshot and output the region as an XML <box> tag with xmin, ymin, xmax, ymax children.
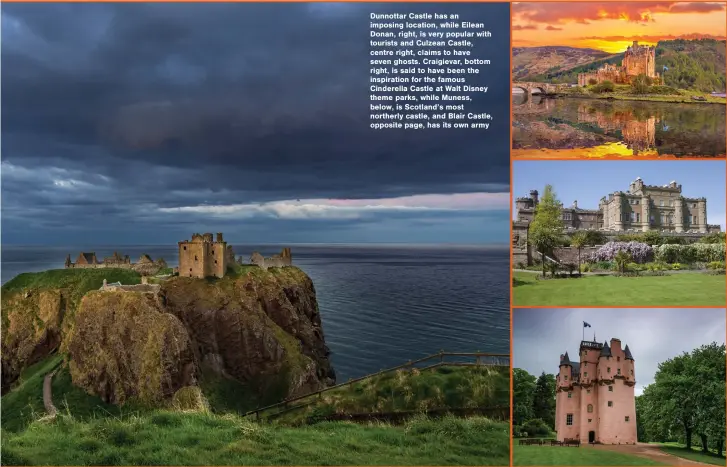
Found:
<box><xmin>657</xmin><ymin>444</ymin><xmax>726</xmax><ymax>466</ymax></box>
<box><xmin>513</xmin><ymin>271</ymin><xmax>726</xmax><ymax>306</ymax></box>
<box><xmin>513</xmin><ymin>445</ymin><xmax>666</xmax><ymax>466</ymax></box>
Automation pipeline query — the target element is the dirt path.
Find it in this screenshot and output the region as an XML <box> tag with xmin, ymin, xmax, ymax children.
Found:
<box><xmin>43</xmin><ymin>369</ymin><xmax>59</xmax><ymax>417</ymax></box>
<box><xmin>593</xmin><ymin>443</ymin><xmax>713</xmax><ymax>466</ymax></box>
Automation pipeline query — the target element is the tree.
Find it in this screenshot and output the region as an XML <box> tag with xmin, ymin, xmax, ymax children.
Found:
<box><xmin>689</xmin><ymin>343</ymin><xmax>726</xmax><ymax>454</ymax></box>
<box><xmin>513</xmin><ymin>368</ymin><xmax>537</xmax><ymax>426</ymax></box>
<box><xmin>614</xmin><ymin>250</ymin><xmax>632</xmax><ymax>273</ymax></box>
<box><xmin>570</xmin><ymin>231</ymin><xmax>588</xmax><ymax>274</ymax></box>
<box><xmin>632</xmin><ymin>73</ymin><xmax>653</xmax><ymax>94</ymax></box>
<box><xmin>532</xmin><ymin>372</ymin><xmax>556</xmax><ymax>429</ymax></box>
<box><xmin>528</xmin><ymin>185</ymin><xmax>565</xmax><ymax>277</ymax></box>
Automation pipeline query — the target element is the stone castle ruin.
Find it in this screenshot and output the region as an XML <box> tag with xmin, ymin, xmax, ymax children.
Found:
<box><xmin>178</xmin><ymin>232</ymin><xmax>235</xmax><ymax>279</ymax></box>
<box><xmin>65</xmin><ymin>251</ymin><xmax>165</xmax><ymax>275</ymax></box>
<box><xmin>249</xmin><ymin>248</ymin><xmax>293</xmax><ymax>271</ymax></box>
<box><xmin>99</xmin><ymin>277</ymin><xmax>161</xmax><ymax>294</ymax></box>
<box><xmin>578</xmin><ymin>41</ymin><xmax>660</xmax><ymax>87</ymax></box>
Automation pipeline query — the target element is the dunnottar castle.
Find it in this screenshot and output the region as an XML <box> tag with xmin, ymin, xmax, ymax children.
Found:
<box><xmin>578</xmin><ymin>41</ymin><xmax>660</xmax><ymax>87</ymax></box>
<box><xmin>513</xmin><ymin>177</ymin><xmax>721</xmax><ymax>265</ymax></box>
<box><xmin>556</xmin><ymin>338</ymin><xmax>637</xmax><ymax>445</ymax></box>
<box><xmin>66</xmin><ymin>232</ymin><xmax>294</xmax><ymax>281</ymax></box>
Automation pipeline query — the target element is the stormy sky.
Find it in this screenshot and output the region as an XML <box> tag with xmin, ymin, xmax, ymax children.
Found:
<box><xmin>1</xmin><ymin>3</ymin><xmax>511</xmax><ymax>246</ymax></box>
<box><xmin>513</xmin><ymin>308</ymin><xmax>726</xmax><ymax>396</ymax></box>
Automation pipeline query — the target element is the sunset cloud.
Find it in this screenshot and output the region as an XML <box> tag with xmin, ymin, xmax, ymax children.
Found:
<box><xmin>513</xmin><ymin>2</ymin><xmax>725</xmax><ymax>25</ymax></box>
<box><xmin>513</xmin><ymin>2</ymin><xmax>726</xmax><ymax>50</ymax></box>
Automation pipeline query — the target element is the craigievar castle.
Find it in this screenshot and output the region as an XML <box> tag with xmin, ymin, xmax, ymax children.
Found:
<box><xmin>556</xmin><ymin>338</ymin><xmax>637</xmax><ymax>445</ymax></box>
<box><xmin>578</xmin><ymin>41</ymin><xmax>660</xmax><ymax>87</ymax></box>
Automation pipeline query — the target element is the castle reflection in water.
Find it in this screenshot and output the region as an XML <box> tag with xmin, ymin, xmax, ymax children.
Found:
<box><xmin>511</xmin><ymin>93</ymin><xmax>726</xmax><ymax>158</ymax></box>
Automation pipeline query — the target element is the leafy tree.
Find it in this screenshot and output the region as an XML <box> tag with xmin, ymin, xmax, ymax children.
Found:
<box><xmin>532</xmin><ymin>372</ymin><xmax>556</xmax><ymax>429</ymax></box>
<box><xmin>592</xmin><ymin>80</ymin><xmax>615</xmax><ymax>93</ymax></box>
<box><xmin>528</xmin><ymin>185</ymin><xmax>564</xmax><ymax>277</ymax></box>
<box><xmin>631</xmin><ymin>74</ymin><xmax>653</xmax><ymax>94</ymax></box>
<box><xmin>583</xmin><ymin>230</ymin><xmax>607</xmax><ymax>246</ymax></box>
<box><xmin>513</xmin><ymin>368</ymin><xmax>537</xmax><ymax>426</ymax></box>
<box><xmin>570</xmin><ymin>231</ymin><xmax>588</xmax><ymax>273</ymax></box>
<box><xmin>614</xmin><ymin>250</ymin><xmax>632</xmax><ymax>273</ymax></box>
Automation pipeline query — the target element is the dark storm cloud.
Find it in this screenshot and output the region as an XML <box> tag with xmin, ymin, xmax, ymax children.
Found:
<box><xmin>1</xmin><ymin>2</ymin><xmax>511</xmax><ymax>244</ymax></box>
<box><xmin>2</xmin><ymin>3</ymin><xmax>510</xmax><ymax>197</ymax></box>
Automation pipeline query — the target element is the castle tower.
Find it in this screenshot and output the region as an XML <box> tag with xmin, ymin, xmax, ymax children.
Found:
<box><xmin>697</xmin><ymin>199</ymin><xmax>708</xmax><ymax>233</ymax></box>
<box><xmin>530</xmin><ymin>190</ymin><xmax>539</xmax><ymax>206</ymax></box>
<box><xmin>555</xmin><ymin>352</ymin><xmax>581</xmax><ymax>441</ymax></box>
<box><xmin>178</xmin><ymin>232</ymin><xmax>229</xmax><ymax>279</ymax></box>
<box><xmin>555</xmin><ymin>338</ymin><xmax>637</xmax><ymax>445</ymax></box>
<box><xmin>596</xmin><ymin>338</ymin><xmax>637</xmax><ymax>444</ymax></box>
<box><xmin>641</xmin><ymin>194</ymin><xmax>651</xmax><ymax>232</ymax></box>
<box><xmin>613</xmin><ymin>193</ymin><xmax>624</xmax><ymax>231</ymax></box>
<box><xmin>578</xmin><ymin>341</ymin><xmax>600</xmax><ymax>442</ymax></box>
<box><xmin>674</xmin><ymin>197</ymin><xmax>684</xmax><ymax>233</ymax></box>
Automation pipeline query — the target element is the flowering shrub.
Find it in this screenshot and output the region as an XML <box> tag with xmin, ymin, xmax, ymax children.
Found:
<box><xmin>590</xmin><ymin>241</ymin><xmax>653</xmax><ymax>264</ymax></box>
<box><xmin>654</xmin><ymin>243</ymin><xmax>726</xmax><ymax>263</ymax></box>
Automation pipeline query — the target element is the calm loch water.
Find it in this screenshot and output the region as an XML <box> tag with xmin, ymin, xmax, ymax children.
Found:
<box><xmin>1</xmin><ymin>244</ymin><xmax>509</xmax><ymax>382</ymax></box>
<box><xmin>512</xmin><ymin>94</ymin><xmax>726</xmax><ymax>158</ymax></box>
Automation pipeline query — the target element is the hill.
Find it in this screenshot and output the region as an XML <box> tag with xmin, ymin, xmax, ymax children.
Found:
<box><xmin>512</xmin><ymin>46</ymin><xmax>613</xmax><ymax>81</ymax></box>
<box><xmin>515</xmin><ymin>39</ymin><xmax>726</xmax><ymax>92</ymax></box>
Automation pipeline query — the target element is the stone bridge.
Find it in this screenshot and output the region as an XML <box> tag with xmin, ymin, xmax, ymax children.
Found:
<box><xmin>512</xmin><ymin>82</ymin><xmax>568</xmax><ymax>95</ymax></box>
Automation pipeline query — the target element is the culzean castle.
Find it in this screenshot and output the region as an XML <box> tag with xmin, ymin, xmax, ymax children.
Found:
<box><xmin>515</xmin><ymin>177</ymin><xmax>721</xmax><ymax>235</ymax></box>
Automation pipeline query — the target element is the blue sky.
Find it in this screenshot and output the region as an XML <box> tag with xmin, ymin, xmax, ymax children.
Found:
<box><xmin>513</xmin><ymin>160</ymin><xmax>726</xmax><ymax>229</ymax></box>
<box><xmin>0</xmin><ymin>3</ymin><xmax>511</xmax><ymax>246</ymax></box>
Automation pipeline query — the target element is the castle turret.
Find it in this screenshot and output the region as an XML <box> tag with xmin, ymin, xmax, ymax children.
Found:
<box><xmin>556</xmin><ymin>352</ymin><xmax>580</xmax><ymax>440</ymax></box>
<box><xmin>697</xmin><ymin>199</ymin><xmax>707</xmax><ymax>233</ymax></box>
<box><xmin>674</xmin><ymin>197</ymin><xmax>684</xmax><ymax>233</ymax></box>
<box><xmin>641</xmin><ymin>194</ymin><xmax>651</xmax><ymax>232</ymax></box>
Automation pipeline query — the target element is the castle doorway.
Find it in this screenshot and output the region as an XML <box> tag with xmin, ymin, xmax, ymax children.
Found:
<box><xmin>588</xmin><ymin>431</ymin><xmax>596</xmax><ymax>444</ymax></box>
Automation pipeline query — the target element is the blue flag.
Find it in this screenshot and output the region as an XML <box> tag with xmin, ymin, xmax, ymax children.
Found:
<box><xmin>583</xmin><ymin>321</ymin><xmax>592</xmax><ymax>328</ymax></box>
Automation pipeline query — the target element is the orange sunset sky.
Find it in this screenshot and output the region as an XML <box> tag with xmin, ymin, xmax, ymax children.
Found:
<box><xmin>513</xmin><ymin>2</ymin><xmax>727</xmax><ymax>53</ymax></box>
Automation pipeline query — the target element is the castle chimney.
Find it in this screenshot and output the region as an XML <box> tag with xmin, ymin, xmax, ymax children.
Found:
<box><xmin>216</xmin><ymin>232</ymin><xmax>224</xmax><ymax>242</ymax></box>
<box><xmin>530</xmin><ymin>190</ymin><xmax>539</xmax><ymax>206</ymax></box>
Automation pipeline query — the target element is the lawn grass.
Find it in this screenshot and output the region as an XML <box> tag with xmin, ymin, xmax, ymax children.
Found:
<box><xmin>657</xmin><ymin>444</ymin><xmax>726</xmax><ymax>466</ymax></box>
<box><xmin>513</xmin><ymin>271</ymin><xmax>726</xmax><ymax>306</ymax></box>
<box><xmin>1</xmin><ymin>413</ymin><xmax>509</xmax><ymax>466</ymax></box>
<box><xmin>513</xmin><ymin>445</ymin><xmax>666</xmax><ymax>466</ymax></box>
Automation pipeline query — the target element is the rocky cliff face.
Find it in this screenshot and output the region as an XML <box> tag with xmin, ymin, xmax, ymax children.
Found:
<box><xmin>66</xmin><ymin>267</ymin><xmax>335</xmax><ymax>405</ymax></box>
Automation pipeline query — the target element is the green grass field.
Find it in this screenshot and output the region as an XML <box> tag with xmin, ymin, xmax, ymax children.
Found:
<box><xmin>656</xmin><ymin>443</ymin><xmax>726</xmax><ymax>466</ymax></box>
<box><xmin>2</xmin><ymin>355</ymin><xmax>510</xmax><ymax>465</ymax></box>
<box><xmin>513</xmin><ymin>445</ymin><xmax>666</xmax><ymax>466</ymax></box>
<box><xmin>513</xmin><ymin>272</ymin><xmax>726</xmax><ymax>306</ymax></box>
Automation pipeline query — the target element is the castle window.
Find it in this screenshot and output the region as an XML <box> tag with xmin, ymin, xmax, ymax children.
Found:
<box><xmin>608</xmin><ymin>401</ymin><xmax>613</xmax><ymax>407</ymax></box>
<box><xmin>607</xmin><ymin>367</ymin><xmax>611</xmax><ymax>373</ymax></box>
<box><xmin>660</xmin><ymin>201</ymin><xmax>664</xmax><ymax>207</ymax></box>
<box><xmin>630</xmin><ymin>212</ymin><xmax>636</xmax><ymax>222</ymax></box>
<box><xmin>631</xmin><ymin>369</ymin><xmax>633</xmax><ymax>375</ymax></box>
<box><xmin>588</xmin><ymin>419</ymin><xmax>592</xmax><ymax>423</ymax></box>
<box><xmin>608</xmin><ymin>386</ymin><xmax>613</xmax><ymax>392</ymax></box>
<box><xmin>617</xmin><ymin>369</ymin><xmax>621</xmax><ymax>375</ymax></box>
<box><xmin>625</xmin><ymin>416</ymin><xmax>630</xmax><ymax>422</ymax></box>
<box><xmin>214</xmin><ymin>260</ymin><xmax>218</xmax><ymax>264</ymax></box>
<box><xmin>584</xmin><ymin>372</ymin><xmax>588</xmax><ymax>378</ymax></box>
<box><xmin>636</xmin><ymin>213</ymin><xmax>640</xmax><ymax>222</ymax></box>
<box><xmin>617</xmin><ymin>357</ymin><xmax>620</xmax><ymax>362</ymax></box>
<box><xmin>586</xmin><ymin>390</ymin><xmax>591</xmax><ymax>394</ymax></box>
<box><xmin>195</xmin><ymin>255</ymin><xmax>198</xmax><ymax>261</ymax></box>
<box><xmin>565</xmin><ymin>375</ymin><xmax>568</xmax><ymax>381</ymax></box>
<box><xmin>568</xmin><ymin>392</ymin><xmax>572</xmax><ymax>399</ymax></box>
<box><xmin>566</xmin><ymin>414</ymin><xmax>573</xmax><ymax>426</ymax></box>
<box><xmin>189</xmin><ymin>268</ymin><xmax>192</xmax><ymax>272</ymax></box>
<box><xmin>587</xmin><ymin>404</ymin><xmax>593</xmax><ymax>413</ymax></box>
<box><xmin>183</xmin><ymin>246</ymin><xmax>187</xmax><ymax>251</ymax></box>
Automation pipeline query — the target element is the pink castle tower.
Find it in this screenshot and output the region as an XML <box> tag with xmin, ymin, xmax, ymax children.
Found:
<box><xmin>555</xmin><ymin>338</ymin><xmax>637</xmax><ymax>444</ymax></box>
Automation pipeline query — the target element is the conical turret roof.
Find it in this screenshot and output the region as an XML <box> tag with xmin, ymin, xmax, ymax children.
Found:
<box><xmin>624</xmin><ymin>344</ymin><xmax>634</xmax><ymax>360</ymax></box>
<box><xmin>600</xmin><ymin>341</ymin><xmax>612</xmax><ymax>357</ymax></box>
<box><xmin>560</xmin><ymin>352</ymin><xmax>572</xmax><ymax>366</ymax></box>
